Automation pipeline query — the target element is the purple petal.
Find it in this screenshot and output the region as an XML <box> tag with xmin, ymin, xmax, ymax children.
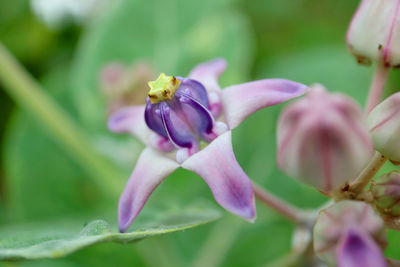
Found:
<box><xmin>337</xmin><ymin>229</ymin><xmax>386</xmax><ymax>267</ymax></box>
<box><xmin>188</xmin><ymin>58</ymin><xmax>227</xmax><ymax>93</ymax></box>
<box><xmin>222</xmin><ymin>79</ymin><xmax>308</xmax><ymax>129</ymax></box>
<box><xmin>118</xmin><ymin>148</ymin><xmax>179</xmax><ymax>232</ymax></box>
<box><xmin>178</xmin><ymin>78</ymin><xmax>209</xmax><ymax>107</ymax></box>
<box><xmin>144</xmin><ymin>99</ymin><xmax>168</xmax><ymax>138</ymax></box>
<box><xmin>181</xmin><ymin>131</ymin><xmax>256</xmax><ymax>221</ymax></box>
<box><xmin>108</xmin><ymin>105</ymin><xmax>151</xmax><ymax>144</ymax></box>
<box><xmin>176</xmin><ymin>92</ymin><xmax>215</xmax><ymax>139</ymax></box>
<box><xmin>160</xmin><ymin>102</ymin><xmax>199</xmax><ymax>150</ymax></box>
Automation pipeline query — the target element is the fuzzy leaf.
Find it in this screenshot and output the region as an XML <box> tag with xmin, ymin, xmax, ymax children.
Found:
<box><xmin>0</xmin><ymin>205</ymin><xmax>220</xmax><ymax>261</ymax></box>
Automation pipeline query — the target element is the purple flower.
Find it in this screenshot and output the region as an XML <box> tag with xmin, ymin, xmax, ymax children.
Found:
<box><xmin>108</xmin><ymin>58</ymin><xmax>307</xmax><ymax>232</ymax></box>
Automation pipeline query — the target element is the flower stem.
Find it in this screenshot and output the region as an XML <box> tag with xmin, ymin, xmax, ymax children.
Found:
<box><xmin>349</xmin><ymin>152</ymin><xmax>387</xmax><ymax>195</ymax></box>
<box><xmin>366</xmin><ymin>63</ymin><xmax>390</xmax><ymax>114</ymax></box>
<box><xmin>0</xmin><ymin>42</ymin><xmax>123</xmax><ymax>197</ymax></box>
<box><xmin>252</xmin><ymin>181</ymin><xmax>309</xmax><ymax>224</ymax></box>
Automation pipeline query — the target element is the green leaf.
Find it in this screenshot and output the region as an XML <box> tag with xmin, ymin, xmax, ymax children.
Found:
<box><xmin>386</xmin><ymin>229</ymin><xmax>400</xmax><ymax>260</ymax></box>
<box><xmin>259</xmin><ymin>44</ymin><xmax>373</xmax><ymax>105</ymax></box>
<box><xmin>0</xmin><ymin>205</ymin><xmax>220</xmax><ymax>261</ymax></box>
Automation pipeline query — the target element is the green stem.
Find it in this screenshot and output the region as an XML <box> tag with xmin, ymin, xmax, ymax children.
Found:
<box><xmin>366</xmin><ymin>63</ymin><xmax>390</xmax><ymax>114</ymax></box>
<box><xmin>349</xmin><ymin>151</ymin><xmax>387</xmax><ymax>195</ymax></box>
<box><xmin>252</xmin><ymin>181</ymin><xmax>310</xmax><ymax>225</ymax></box>
<box><xmin>0</xmin><ymin>42</ymin><xmax>123</xmax><ymax>197</ymax></box>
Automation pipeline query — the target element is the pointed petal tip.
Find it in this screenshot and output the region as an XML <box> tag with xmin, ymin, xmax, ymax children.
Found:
<box><xmin>235</xmin><ymin>199</ymin><xmax>256</xmax><ymax>223</ymax></box>
<box><xmin>223</xmin><ymin>79</ymin><xmax>308</xmax><ymax>129</ymax></box>
<box><xmin>182</xmin><ymin>131</ymin><xmax>256</xmax><ymax>223</ymax></box>
<box><xmin>280</xmin><ymin>80</ymin><xmax>309</xmax><ymax>95</ymax></box>
<box><xmin>212</xmin><ymin>57</ymin><xmax>227</xmax><ymax>66</ymax></box>
<box><xmin>298</xmin><ymin>84</ymin><xmax>309</xmax><ymax>94</ymax></box>
<box><xmin>243</xmin><ymin>210</ymin><xmax>257</xmax><ymax>223</ymax></box>
<box><xmin>118</xmin><ymin>225</ymin><xmax>127</xmax><ymax>233</ymax></box>
<box><xmin>118</xmin><ymin>209</ymin><xmax>133</xmax><ymax>233</ymax></box>
<box><xmin>117</xmin><ymin>148</ymin><xmax>179</xmax><ymax>236</ymax></box>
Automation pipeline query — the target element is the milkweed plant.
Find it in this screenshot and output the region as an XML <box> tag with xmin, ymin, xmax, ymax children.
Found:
<box><xmin>103</xmin><ymin>1</ymin><xmax>400</xmax><ymax>266</ymax></box>
<box><xmin>1</xmin><ymin>0</ymin><xmax>400</xmax><ymax>266</ymax></box>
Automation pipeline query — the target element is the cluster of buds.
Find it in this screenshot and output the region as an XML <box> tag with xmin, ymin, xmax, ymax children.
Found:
<box><xmin>99</xmin><ymin>61</ymin><xmax>155</xmax><ymax>114</ymax></box>
<box><xmin>277</xmin><ymin>85</ymin><xmax>373</xmax><ymax>195</ymax></box>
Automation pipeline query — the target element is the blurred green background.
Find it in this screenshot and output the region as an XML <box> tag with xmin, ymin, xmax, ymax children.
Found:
<box><xmin>0</xmin><ymin>0</ymin><xmax>400</xmax><ymax>266</ymax></box>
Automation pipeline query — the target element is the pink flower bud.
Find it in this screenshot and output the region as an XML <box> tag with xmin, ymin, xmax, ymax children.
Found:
<box><xmin>314</xmin><ymin>201</ymin><xmax>387</xmax><ymax>266</ymax></box>
<box><xmin>346</xmin><ymin>0</ymin><xmax>400</xmax><ymax>67</ymax></box>
<box><xmin>277</xmin><ymin>85</ymin><xmax>374</xmax><ymax>194</ymax></box>
<box><xmin>371</xmin><ymin>171</ymin><xmax>400</xmax><ymax>217</ymax></box>
<box><xmin>368</xmin><ymin>92</ymin><xmax>400</xmax><ymax>163</ymax></box>
<box><xmin>99</xmin><ymin>61</ymin><xmax>155</xmax><ymax>113</ymax></box>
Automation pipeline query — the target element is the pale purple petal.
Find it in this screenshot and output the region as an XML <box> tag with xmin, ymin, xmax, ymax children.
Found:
<box><xmin>181</xmin><ymin>131</ymin><xmax>256</xmax><ymax>221</ymax></box>
<box><xmin>108</xmin><ymin>105</ymin><xmax>152</xmax><ymax>144</ymax></box>
<box><xmin>222</xmin><ymin>79</ymin><xmax>308</xmax><ymax>129</ymax></box>
<box><xmin>188</xmin><ymin>58</ymin><xmax>227</xmax><ymax>93</ymax></box>
<box><xmin>118</xmin><ymin>148</ymin><xmax>179</xmax><ymax>232</ymax></box>
<box><xmin>337</xmin><ymin>229</ymin><xmax>386</xmax><ymax>267</ymax></box>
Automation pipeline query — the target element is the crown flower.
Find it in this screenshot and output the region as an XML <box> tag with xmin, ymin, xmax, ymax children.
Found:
<box><xmin>108</xmin><ymin>58</ymin><xmax>307</xmax><ymax>232</ymax></box>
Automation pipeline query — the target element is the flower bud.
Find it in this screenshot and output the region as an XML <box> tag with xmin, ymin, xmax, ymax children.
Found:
<box><xmin>314</xmin><ymin>201</ymin><xmax>387</xmax><ymax>266</ymax></box>
<box><xmin>277</xmin><ymin>85</ymin><xmax>374</xmax><ymax>194</ymax></box>
<box><xmin>368</xmin><ymin>92</ymin><xmax>400</xmax><ymax>163</ymax></box>
<box><xmin>371</xmin><ymin>171</ymin><xmax>400</xmax><ymax>217</ymax></box>
<box><xmin>99</xmin><ymin>61</ymin><xmax>155</xmax><ymax>113</ymax></box>
<box><xmin>346</xmin><ymin>0</ymin><xmax>400</xmax><ymax>67</ymax></box>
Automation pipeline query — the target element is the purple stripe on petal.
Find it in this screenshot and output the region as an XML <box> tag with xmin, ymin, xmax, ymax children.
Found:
<box><xmin>108</xmin><ymin>105</ymin><xmax>151</xmax><ymax>144</ymax></box>
<box><xmin>177</xmin><ymin>78</ymin><xmax>209</xmax><ymax>107</ymax></box>
<box><xmin>160</xmin><ymin>102</ymin><xmax>198</xmax><ymax>150</ymax></box>
<box><xmin>177</xmin><ymin>92</ymin><xmax>215</xmax><ymax>138</ymax></box>
<box><xmin>222</xmin><ymin>79</ymin><xmax>308</xmax><ymax>129</ymax></box>
<box><xmin>188</xmin><ymin>58</ymin><xmax>227</xmax><ymax>93</ymax></box>
<box><xmin>337</xmin><ymin>229</ymin><xmax>387</xmax><ymax>267</ymax></box>
<box><xmin>145</xmin><ymin>98</ymin><xmax>168</xmax><ymax>138</ymax></box>
<box><xmin>118</xmin><ymin>148</ymin><xmax>179</xmax><ymax>232</ymax></box>
<box><xmin>182</xmin><ymin>131</ymin><xmax>256</xmax><ymax>221</ymax></box>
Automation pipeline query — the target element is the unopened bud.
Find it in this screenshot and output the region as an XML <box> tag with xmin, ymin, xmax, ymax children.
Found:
<box><xmin>346</xmin><ymin>0</ymin><xmax>400</xmax><ymax>67</ymax></box>
<box><xmin>371</xmin><ymin>171</ymin><xmax>400</xmax><ymax>217</ymax></box>
<box><xmin>314</xmin><ymin>200</ymin><xmax>387</xmax><ymax>266</ymax></box>
<box><xmin>368</xmin><ymin>92</ymin><xmax>400</xmax><ymax>163</ymax></box>
<box><xmin>99</xmin><ymin>61</ymin><xmax>155</xmax><ymax>113</ymax></box>
<box><xmin>277</xmin><ymin>85</ymin><xmax>374</xmax><ymax>194</ymax></box>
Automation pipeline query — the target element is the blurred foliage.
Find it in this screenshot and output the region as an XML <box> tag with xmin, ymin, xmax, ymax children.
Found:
<box><xmin>0</xmin><ymin>203</ymin><xmax>220</xmax><ymax>261</ymax></box>
<box><xmin>0</xmin><ymin>0</ymin><xmax>399</xmax><ymax>266</ymax></box>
